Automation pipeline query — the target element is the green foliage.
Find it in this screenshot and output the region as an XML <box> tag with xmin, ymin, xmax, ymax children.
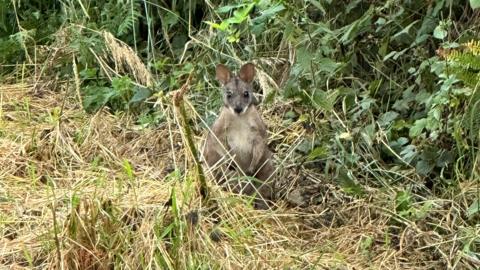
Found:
<box><xmin>470</xmin><ymin>0</ymin><xmax>480</xmax><ymax>9</ymax></box>
<box><xmin>81</xmin><ymin>74</ymin><xmax>151</xmax><ymax>113</ymax></box>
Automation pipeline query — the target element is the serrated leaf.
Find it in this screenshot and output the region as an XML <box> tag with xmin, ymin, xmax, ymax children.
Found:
<box><xmin>415</xmin><ymin>160</ymin><xmax>434</xmax><ymax>176</ymax></box>
<box><xmin>129</xmin><ymin>87</ymin><xmax>152</xmax><ymax>104</ymax></box>
<box><xmin>312</xmin><ymin>89</ymin><xmax>339</xmax><ymax>111</ymax></box>
<box><xmin>259</xmin><ymin>4</ymin><xmax>285</xmax><ymax>18</ymax></box>
<box><xmin>409</xmin><ymin>118</ymin><xmax>427</xmax><ymax>138</ymax></box>
<box><xmin>296</xmin><ymin>138</ymin><xmax>312</xmax><ymax>154</ymax></box>
<box><xmin>296</xmin><ymin>46</ymin><xmax>313</xmax><ymax>72</ymax></box>
<box><xmin>399</xmin><ymin>144</ymin><xmax>417</xmax><ymax>163</ymax></box>
<box><xmin>82</xmin><ymin>86</ymin><xmax>117</xmax><ymax>113</ymax></box>
<box><xmin>379</xmin><ymin>111</ymin><xmax>399</xmax><ymax>127</ymax></box>
<box><xmin>317</xmin><ymin>57</ymin><xmax>341</xmax><ymax>74</ymax></box>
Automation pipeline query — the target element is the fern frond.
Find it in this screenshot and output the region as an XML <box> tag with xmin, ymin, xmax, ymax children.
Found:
<box><xmin>465</xmin><ymin>40</ymin><xmax>480</xmax><ymax>56</ymax></box>
<box><xmin>118</xmin><ymin>1</ymin><xmax>141</xmax><ymax>36</ymax></box>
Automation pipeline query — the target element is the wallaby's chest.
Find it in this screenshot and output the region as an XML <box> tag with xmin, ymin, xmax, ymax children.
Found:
<box><xmin>226</xmin><ymin>118</ymin><xmax>254</xmax><ymax>154</ymax></box>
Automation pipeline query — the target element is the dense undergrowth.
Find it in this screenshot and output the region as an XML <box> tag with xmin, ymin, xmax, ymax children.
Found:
<box><xmin>1</xmin><ymin>0</ymin><xmax>480</xmax><ymax>269</ymax></box>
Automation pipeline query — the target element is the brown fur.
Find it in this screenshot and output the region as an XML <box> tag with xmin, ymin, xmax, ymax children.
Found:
<box><xmin>203</xmin><ymin>63</ymin><xmax>275</xmax><ymax>208</ymax></box>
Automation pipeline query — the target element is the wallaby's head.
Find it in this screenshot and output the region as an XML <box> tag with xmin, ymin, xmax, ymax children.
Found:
<box><xmin>216</xmin><ymin>63</ymin><xmax>258</xmax><ymax>115</ymax></box>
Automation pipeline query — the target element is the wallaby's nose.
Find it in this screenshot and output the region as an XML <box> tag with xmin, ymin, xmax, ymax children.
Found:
<box><xmin>234</xmin><ymin>107</ymin><xmax>243</xmax><ymax>114</ymax></box>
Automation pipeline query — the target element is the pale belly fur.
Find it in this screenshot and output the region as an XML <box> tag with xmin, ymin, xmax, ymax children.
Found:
<box><xmin>226</xmin><ymin>118</ymin><xmax>253</xmax><ymax>170</ymax></box>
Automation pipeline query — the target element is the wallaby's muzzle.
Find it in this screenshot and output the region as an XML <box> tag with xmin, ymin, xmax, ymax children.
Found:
<box><xmin>234</xmin><ymin>107</ymin><xmax>243</xmax><ymax>114</ymax></box>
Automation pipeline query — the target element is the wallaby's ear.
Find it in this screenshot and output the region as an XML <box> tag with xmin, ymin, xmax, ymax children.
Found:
<box><xmin>238</xmin><ymin>63</ymin><xmax>256</xmax><ymax>83</ymax></box>
<box><xmin>216</xmin><ymin>64</ymin><xmax>231</xmax><ymax>85</ymax></box>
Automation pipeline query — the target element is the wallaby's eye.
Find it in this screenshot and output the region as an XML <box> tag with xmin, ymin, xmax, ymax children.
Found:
<box><xmin>226</xmin><ymin>92</ymin><xmax>233</xmax><ymax>99</ymax></box>
<box><xmin>243</xmin><ymin>91</ymin><xmax>249</xmax><ymax>98</ymax></box>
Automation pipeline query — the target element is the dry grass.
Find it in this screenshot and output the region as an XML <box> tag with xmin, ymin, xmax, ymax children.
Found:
<box><xmin>0</xmin><ymin>80</ymin><xmax>479</xmax><ymax>270</ymax></box>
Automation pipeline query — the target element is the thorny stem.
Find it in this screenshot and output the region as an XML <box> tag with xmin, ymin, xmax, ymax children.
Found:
<box><xmin>173</xmin><ymin>73</ymin><xmax>209</xmax><ymax>202</ymax></box>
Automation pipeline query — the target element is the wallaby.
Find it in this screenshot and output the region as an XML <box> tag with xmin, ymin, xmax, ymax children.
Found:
<box><xmin>203</xmin><ymin>63</ymin><xmax>275</xmax><ymax>209</ymax></box>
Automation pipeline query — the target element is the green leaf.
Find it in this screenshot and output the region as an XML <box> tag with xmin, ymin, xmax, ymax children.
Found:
<box><xmin>415</xmin><ymin>160</ymin><xmax>434</xmax><ymax>176</ymax></box>
<box><xmin>82</xmin><ymin>86</ymin><xmax>117</xmax><ymax>113</ymax></box>
<box><xmin>433</xmin><ymin>24</ymin><xmax>447</xmax><ymax>40</ymax></box>
<box><xmin>217</xmin><ymin>3</ymin><xmax>246</xmax><ymax>13</ymax></box>
<box><xmin>409</xmin><ymin>118</ymin><xmax>427</xmax><ymax>138</ymax></box>
<box><xmin>284</xmin><ymin>110</ymin><xmax>297</xmax><ymax>119</ymax></box>
<box><xmin>392</xmin><ymin>20</ymin><xmax>418</xmax><ymax>41</ymax></box>
<box><xmin>129</xmin><ymin>87</ymin><xmax>152</xmax><ymax>104</ymax></box>
<box><xmin>295</xmin><ymin>46</ymin><xmax>313</xmax><ymax>72</ymax></box>
<box><xmin>338</xmin><ymin>169</ymin><xmax>364</xmax><ymax>196</ymax></box>
<box><xmin>467</xmin><ymin>199</ymin><xmax>479</xmax><ymax>217</ymax></box>
<box><xmin>378</xmin><ymin>111</ymin><xmax>399</xmax><ymax>127</ymax></box>
<box><xmin>399</xmin><ymin>144</ymin><xmax>417</xmax><ymax>163</ymax></box>
<box><xmin>226</xmin><ymin>3</ymin><xmax>255</xmax><ymax>24</ymax></box>
<box><xmin>309</xmin><ymin>0</ymin><xmax>326</xmax><ymax>15</ymax></box>
<box><xmin>122</xmin><ymin>159</ymin><xmax>135</xmax><ymax>179</ymax></box>
<box><xmin>317</xmin><ymin>57</ymin><xmax>341</xmax><ymax>74</ymax></box>
<box><xmin>307</xmin><ymin>146</ymin><xmax>329</xmax><ymax>161</ymax></box>
<box><xmin>339</xmin><ymin>7</ymin><xmax>373</xmax><ymax>44</ymax></box>
<box><xmin>204</xmin><ymin>21</ymin><xmax>229</xmax><ymax>31</ymax></box>
<box><xmin>258</xmin><ymin>4</ymin><xmax>285</xmax><ymax>19</ymax></box>
<box><xmin>470</xmin><ymin>0</ymin><xmax>480</xmax><ymax>9</ymax></box>
<box><xmin>312</xmin><ymin>89</ymin><xmax>339</xmax><ymax>111</ymax></box>
<box><xmin>395</xmin><ymin>191</ymin><xmax>412</xmax><ymax>212</ymax></box>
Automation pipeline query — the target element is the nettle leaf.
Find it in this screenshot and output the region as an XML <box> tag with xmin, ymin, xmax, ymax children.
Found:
<box><xmin>415</xmin><ymin>90</ymin><xmax>431</xmax><ymax>105</ymax></box>
<box><xmin>378</xmin><ymin>111</ymin><xmax>399</xmax><ymax>127</ymax></box>
<box><xmin>416</xmin><ymin>160</ymin><xmax>434</xmax><ymax>176</ymax></box>
<box><xmin>470</xmin><ymin>0</ymin><xmax>480</xmax><ymax>9</ymax></box>
<box><xmin>317</xmin><ymin>57</ymin><xmax>341</xmax><ymax>74</ymax></box>
<box><xmin>436</xmin><ymin>150</ymin><xmax>454</xmax><ymax>168</ymax></box>
<box><xmin>129</xmin><ymin>87</ymin><xmax>152</xmax><ymax>104</ymax></box>
<box><xmin>296</xmin><ymin>46</ymin><xmax>314</xmax><ymax>72</ymax></box>
<box><xmin>400</xmin><ymin>144</ymin><xmax>417</xmax><ymax>164</ymax></box>
<box><xmin>360</xmin><ymin>123</ymin><xmax>376</xmax><ymax>147</ymax></box>
<box><xmin>409</xmin><ymin>118</ymin><xmax>427</xmax><ymax>138</ymax></box>
<box><xmin>82</xmin><ymin>86</ymin><xmax>117</xmax><ymax>112</ymax></box>
<box><xmin>312</xmin><ymin>89</ymin><xmax>339</xmax><ymax>111</ymax></box>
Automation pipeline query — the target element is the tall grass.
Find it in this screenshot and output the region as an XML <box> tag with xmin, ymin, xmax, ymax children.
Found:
<box><xmin>0</xmin><ymin>0</ymin><xmax>479</xmax><ymax>269</ymax></box>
